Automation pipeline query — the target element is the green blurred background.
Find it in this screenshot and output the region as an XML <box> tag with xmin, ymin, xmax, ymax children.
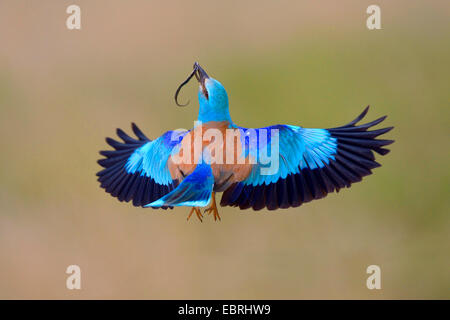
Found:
<box><xmin>0</xmin><ymin>0</ymin><xmax>449</xmax><ymax>299</ymax></box>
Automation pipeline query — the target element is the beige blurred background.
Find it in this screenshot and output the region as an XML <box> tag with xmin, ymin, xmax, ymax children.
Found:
<box><xmin>0</xmin><ymin>0</ymin><xmax>449</xmax><ymax>299</ymax></box>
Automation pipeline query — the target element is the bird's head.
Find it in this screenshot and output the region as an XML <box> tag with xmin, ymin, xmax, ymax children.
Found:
<box><xmin>175</xmin><ymin>62</ymin><xmax>230</xmax><ymax>122</ymax></box>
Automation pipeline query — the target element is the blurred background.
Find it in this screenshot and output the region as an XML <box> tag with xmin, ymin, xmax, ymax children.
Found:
<box><xmin>0</xmin><ymin>0</ymin><xmax>449</xmax><ymax>299</ymax></box>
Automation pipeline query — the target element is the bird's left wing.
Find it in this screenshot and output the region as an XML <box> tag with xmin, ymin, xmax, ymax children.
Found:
<box><xmin>221</xmin><ymin>107</ymin><xmax>394</xmax><ymax>210</ymax></box>
<box><xmin>97</xmin><ymin>124</ymin><xmax>188</xmax><ymax>208</ymax></box>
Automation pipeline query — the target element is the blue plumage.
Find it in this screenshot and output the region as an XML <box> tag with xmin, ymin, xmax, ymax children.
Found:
<box><xmin>125</xmin><ymin>130</ymin><xmax>187</xmax><ymax>185</ymax></box>
<box><xmin>236</xmin><ymin>125</ymin><xmax>338</xmax><ymax>186</ymax></box>
<box><xmin>197</xmin><ymin>79</ymin><xmax>232</xmax><ymax>123</ymax></box>
<box><xmin>97</xmin><ymin>63</ymin><xmax>394</xmax><ymax>217</ymax></box>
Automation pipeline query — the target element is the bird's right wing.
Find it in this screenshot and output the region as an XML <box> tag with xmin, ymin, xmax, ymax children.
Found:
<box><xmin>221</xmin><ymin>107</ymin><xmax>394</xmax><ymax>210</ymax></box>
<box><xmin>97</xmin><ymin>124</ymin><xmax>188</xmax><ymax>208</ymax></box>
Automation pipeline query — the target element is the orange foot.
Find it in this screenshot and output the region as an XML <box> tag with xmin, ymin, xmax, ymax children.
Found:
<box><xmin>187</xmin><ymin>207</ymin><xmax>203</xmax><ymax>222</ymax></box>
<box><xmin>204</xmin><ymin>192</ymin><xmax>221</xmax><ymax>221</ymax></box>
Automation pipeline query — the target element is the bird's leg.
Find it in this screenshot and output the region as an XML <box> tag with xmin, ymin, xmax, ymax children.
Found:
<box><xmin>204</xmin><ymin>192</ymin><xmax>221</xmax><ymax>221</ymax></box>
<box><xmin>187</xmin><ymin>207</ymin><xmax>203</xmax><ymax>222</ymax></box>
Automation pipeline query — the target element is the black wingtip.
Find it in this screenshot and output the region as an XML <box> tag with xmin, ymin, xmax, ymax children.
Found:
<box><xmin>333</xmin><ymin>105</ymin><xmax>370</xmax><ymax>129</ymax></box>
<box><xmin>105</xmin><ymin>137</ymin><xmax>118</xmax><ymax>148</ymax></box>
<box><xmin>116</xmin><ymin>128</ymin><xmax>127</xmax><ymax>140</ymax></box>
<box><xmin>374</xmin><ymin>147</ymin><xmax>391</xmax><ymax>155</ymax></box>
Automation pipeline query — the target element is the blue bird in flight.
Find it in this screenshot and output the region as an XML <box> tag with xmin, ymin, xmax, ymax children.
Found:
<box><xmin>97</xmin><ymin>62</ymin><xmax>394</xmax><ymax>221</ymax></box>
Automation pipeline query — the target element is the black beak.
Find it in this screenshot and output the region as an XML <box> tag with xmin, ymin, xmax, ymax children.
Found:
<box><xmin>175</xmin><ymin>62</ymin><xmax>210</xmax><ymax>107</ymax></box>
<box><xmin>193</xmin><ymin>62</ymin><xmax>209</xmax><ymax>100</ymax></box>
<box><xmin>193</xmin><ymin>62</ymin><xmax>209</xmax><ymax>85</ymax></box>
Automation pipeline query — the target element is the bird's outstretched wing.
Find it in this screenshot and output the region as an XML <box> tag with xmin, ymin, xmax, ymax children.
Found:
<box><xmin>96</xmin><ymin>124</ymin><xmax>188</xmax><ymax>208</ymax></box>
<box><xmin>220</xmin><ymin>106</ymin><xmax>394</xmax><ymax>210</ymax></box>
<box><xmin>145</xmin><ymin>162</ymin><xmax>214</xmax><ymax>208</ymax></box>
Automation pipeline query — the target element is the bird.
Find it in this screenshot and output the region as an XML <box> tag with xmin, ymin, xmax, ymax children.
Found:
<box><xmin>97</xmin><ymin>62</ymin><xmax>394</xmax><ymax>222</ymax></box>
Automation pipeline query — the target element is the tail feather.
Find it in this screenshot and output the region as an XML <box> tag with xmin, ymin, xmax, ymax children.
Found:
<box><xmin>145</xmin><ymin>163</ymin><xmax>214</xmax><ymax>208</ymax></box>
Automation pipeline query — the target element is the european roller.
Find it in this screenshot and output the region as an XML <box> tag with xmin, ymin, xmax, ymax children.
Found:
<box><xmin>97</xmin><ymin>62</ymin><xmax>394</xmax><ymax>221</ymax></box>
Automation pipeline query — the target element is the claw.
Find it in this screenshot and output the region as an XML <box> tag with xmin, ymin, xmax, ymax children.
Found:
<box><xmin>187</xmin><ymin>207</ymin><xmax>203</xmax><ymax>222</ymax></box>
<box><xmin>204</xmin><ymin>192</ymin><xmax>221</xmax><ymax>221</ymax></box>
